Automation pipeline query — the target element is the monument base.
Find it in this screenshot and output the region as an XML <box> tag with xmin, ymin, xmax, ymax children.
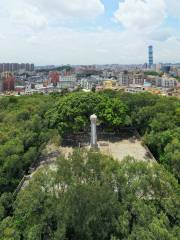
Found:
<box><xmin>90</xmin><ymin>143</ymin><xmax>99</xmax><ymax>149</ymax></box>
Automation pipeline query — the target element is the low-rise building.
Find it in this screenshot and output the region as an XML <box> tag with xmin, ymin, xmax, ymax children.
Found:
<box><xmin>0</xmin><ymin>75</ymin><xmax>3</xmax><ymax>92</ymax></box>
<box><xmin>0</xmin><ymin>81</ymin><xmax>3</xmax><ymax>92</ymax></box>
<box><xmin>3</xmin><ymin>73</ymin><xmax>15</xmax><ymax>91</ymax></box>
<box><xmin>15</xmin><ymin>86</ymin><xmax>25</xmax><ymax>94</ymax></box>
<box><xmin>103</xmin><ymin>80</ymin><xmax>117</xmax><ymax>90</ymax></box>
<box><xmin>57</xmin><ymin>75</ymin><xmax>77</xmax><ymax>89</ymax></box>
<box><xmin>80</xmin><ymin>75</ymin><xmax>102</xmax><ymax>90</ymax></box>
<box><xmin>49</xmin><ymin>71</ymin><xmax>60</xmax><ymax>86</ymax></box>
<box><xmin>118</xmin><ymin>71</ymin><xmax>130</xmax><ymax>86</ymax></box>
<box><xmin>133</xmin><ymin>73</ymin><xmax>145</xmax><ymax>85</ymax></box>
<box><xmin>126</xmin><ymin>85</ymin><xmax>145</xmax><ymax>93</ymax></box>
<box><xmin>161</xmin><ymin>74</ymin><xmax>177</xmax><ymax>89</ymax></box>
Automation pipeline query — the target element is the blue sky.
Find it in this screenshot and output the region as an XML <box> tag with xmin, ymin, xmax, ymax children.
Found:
<box><xmin>0</xmin><ymin>0</ymin><xmax>180</xmax><ymax>65</ymax></box>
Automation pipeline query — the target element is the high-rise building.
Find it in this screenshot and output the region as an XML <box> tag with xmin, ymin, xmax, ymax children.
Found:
<box><xmin>30</xmin><ymin>64</ymin><xmax>35</xmax><ymax>72</ymax></box>
<box><xmin>148</xmin><ymin>45</ymin><xmax>153</xmax><ymax>68</ymax></box>
<box><xmin>0</xmin><ymin>63</ymin><xmax>35</xmax><ymax>73</ymax></box>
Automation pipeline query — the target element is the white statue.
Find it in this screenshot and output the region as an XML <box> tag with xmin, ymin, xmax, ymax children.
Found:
<box><xmin>90</xmin><ymin>114</ymin><xmax>98</xmax><ymax>149</ymax></box>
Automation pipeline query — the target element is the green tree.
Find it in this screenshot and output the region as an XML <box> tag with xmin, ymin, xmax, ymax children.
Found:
<box><xmin>160</xmin><ymin>138</ymin><xmax>180</xmax><ymax>182</ymax></box>
<box><xmin>9</xmin><ymin>150</ymin><xmax>180</xmax><ymax>240</ymax></box>
<box><xmin>97</xmin><ymin>96</ymin><xmax>129</xmax><ymax>128</ymax></box>
<box><xmin>0</xmin><ymin>217</ymin><xmax>20</xmax><ymax>240</ymax></box>
<box><xmin>46</xmin><ymin>92</ymin><xmax>129</xmax><ymax>135</ymax></box>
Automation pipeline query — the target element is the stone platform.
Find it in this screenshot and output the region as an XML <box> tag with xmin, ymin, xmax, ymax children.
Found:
<box><xmin>61</xmin><ymin>129</ymin><xmax>155</xmax><ymax>162</ymax></box>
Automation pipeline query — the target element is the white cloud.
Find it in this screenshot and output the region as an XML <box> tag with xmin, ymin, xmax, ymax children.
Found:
<box><xmin>0</xmin><ymin>0</ymin><xmax>104</xmax><ymax>32</ymax></box>
<box><xmin>114</xmin><ymin>0</ymin><xmax>166</xmax><ymax>32</ymax></box>
<box><xmin>148</xmin><ymin>29</ymin><xmax>171</xmax><ymax>42</ymax></box>
<box><xmin>165</xmin><ymin>0</ymin><xmax>180</xmax><ymax>18</ymax></box>
<box><xmin>9</xmin><ymin>1</ymin><xmax>47</xmax><ymax>31</ymax></box>
<box><xmin>0</xmin><ymin>0</ymin><xmax>47</xmax><ymax>31</ymax></box>
<box><xmin>28</xmin><ymin>0</ymin><xmax>105</xmax><ymax>18</ymax></box>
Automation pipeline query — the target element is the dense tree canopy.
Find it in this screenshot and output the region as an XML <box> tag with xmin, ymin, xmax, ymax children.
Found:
<box><xmin>0</xmin><ymin>90</ymin><xmax>179</xmax><ymax>239</ymax></box>
<box><xmin>0</xmin><ymin>150</ymin><xmax>179</xmax><ymax>240</ymax></box>
<box><xmin>0</xmin><ymin>94</ymin><xmax>60</xmax><ymax>222</ymax></box>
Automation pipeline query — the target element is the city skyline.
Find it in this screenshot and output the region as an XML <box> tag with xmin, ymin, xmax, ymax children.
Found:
<box><xmin>0</xmin><ymin>0</ymin><xmax>180</xmax><ymax>65</ymax></box>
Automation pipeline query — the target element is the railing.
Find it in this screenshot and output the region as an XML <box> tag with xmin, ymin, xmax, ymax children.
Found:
<box><xmin>13</xmin><ymin>175</ymin><xmax>30</xmax><ymax>197</ymax></box>
<box><xmin>13</xmin><ymin>150</ymin><xmax>60</xmax><ymax>197</ymax></box>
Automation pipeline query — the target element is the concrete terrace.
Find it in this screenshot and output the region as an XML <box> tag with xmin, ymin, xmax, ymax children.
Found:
<box><xmin>60</xmin><ymin>129</ymin><xmax>155</xmax><ymax>162</ymax></box>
